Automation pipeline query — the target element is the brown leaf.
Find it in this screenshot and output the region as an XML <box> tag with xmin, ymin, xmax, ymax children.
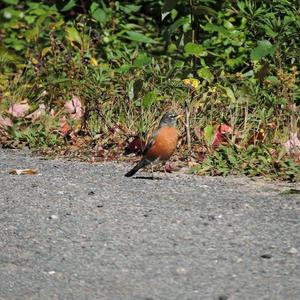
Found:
<box><xmin>26</xmin><ymin>104</ymin><xmax>46</xmax><ymax>122</ymax></box>
<box><xmin>0</xmin><ymin>115</ymin><xmax>13</xmax><ymax>128</ymax></box>
<box><xmin>8</xmin><ymin>100</ymin><xmax>30</xmax><ymax>117</ymax></box>
<box><xmin>64</xmin><ymin>95</ymin><xmax>84</xmax><ymax>120</ymax></box>
<box><xmin>194</xmin><ymin>127</ymin><xmax>203</xmax><ymax>141</ymax></box>
<box><xmin>284</xmin><ymin>132</ymin><xmax>300</xmax><ymax>154</ymax></box>
<box><xmin>9</xmin><ymin>169</ymin><xmax>37</xmax><ymax>175</ymax></box>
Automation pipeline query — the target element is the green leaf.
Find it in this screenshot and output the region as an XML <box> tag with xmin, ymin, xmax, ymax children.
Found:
<box><xmin>162</xmin><ymin>0</ymin><xmax>178</xmax><ymax>20</ymax></box>
<box><xmin>24</xmin><ymin>27</ymin><xmax>39</xmax><ymax>42</ymax></box>
<box><xmin>204</xmin><ymin>125</ymin><xmax>214</xmax><ymax>146</ymax></box>
<box><xmin>133</xmin><ymin>53</ymin><xmax>151</xmax><ymax>67</ymax></box>
<box><xmin>143</xmin><ymin>91</ymin><xmax>157</xmax><ymax>109</ymax></box>
<box><xmin>125</xmin><ymin>31</ymin><xmax>156</xmax><ymax>44</ymax></box>
<box><xmin>115</xmin><ymin>64</ymin><xmax>132</xmax><ymax>74</ymax></box>
<box><xmin>91</xmin><ymin>8</ymin><xmax>109</xmax><ymax>25</ymax></box>
<box><xmin>61</xmin><ymin>0</ymin><xmax>76</xmax><ymax>12</ymax></box>
<box><xmin>250</xmin><ymin>40</ymin><xmax>276</xmax><ymax>61</ymax></box>
<box><xmin>202</xmin><ymin>23</ymin><xmax>227</xmax><ymax>34</ymax></box>
<box><xmin>193</xmin><ymin>5</ymin><xmax>217</xmax><ymax>16</ymax></box>
<box><xmin>184</xmin><ymin>42</ymin><xmax>206</xmax><ymax>57</ymax></box>
<box><xmin>65</xmin><ymin>27</ymin><xmax>82</xmax><ymax>45</ymax></box>
<box><xmin>224</xmin><ymin>87</ymin><xmax>236</xmax><ymax>103</ymax></box>
<box><xmin>90</xmin><ymin>2</ymin><xmax>98</xmax><ymax>13</ymax></box>
<box><xmin>3</xmin><ymin>0</ymin><xmax>19</xmax><ymax>4</ymax></box>
<box><xmin>120</xmin><ymin>4</ymin><xmax>141</xmax><ymax>14</ymax></box>
<box><xmin>197</xmin><ymin>67</ymin><xmax>214</xmax><ymax>82</ymax></box>
<box><xmin>163</xmin><ymin>16</ymin><xmax>189</xmax><ymax>41</ymax></box>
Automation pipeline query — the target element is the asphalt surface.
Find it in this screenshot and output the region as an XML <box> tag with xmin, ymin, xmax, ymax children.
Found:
<box><xmin>0</xmin><ymin>149</ymin><xmax>299</xmax><ymax>300</ymax></box>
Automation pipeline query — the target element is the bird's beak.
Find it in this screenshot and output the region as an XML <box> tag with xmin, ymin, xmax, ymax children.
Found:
<box><xmin>176</xmin><ymin>114</ymin><xmax>184</xmax><ymax>120</ymax></box>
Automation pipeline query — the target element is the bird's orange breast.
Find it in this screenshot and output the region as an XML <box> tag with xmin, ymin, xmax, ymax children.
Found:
<box><xmin>146</xmin><ymin>127</ymin><xmax>178</xmax><ymax>161</ymax></box>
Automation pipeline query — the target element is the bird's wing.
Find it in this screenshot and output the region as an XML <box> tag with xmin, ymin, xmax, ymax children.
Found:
<box><xmin>142</xmin><ymin>128</ymin><xmax>159</xmax><ymax>156</ymax></box>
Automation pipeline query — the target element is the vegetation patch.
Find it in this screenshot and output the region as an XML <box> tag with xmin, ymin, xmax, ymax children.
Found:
<box><xmin>0</xmin><ymin>0</ymin><xmax>299</xmax><ymax>180</ymax></box>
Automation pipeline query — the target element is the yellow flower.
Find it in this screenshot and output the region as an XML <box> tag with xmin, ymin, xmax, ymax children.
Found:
<box><xmin>183</xmin><ymin>78</ymin><xmax>200</xmax><ymax>91</ymax></box>
<box><xmin>90</xmin><ymin>57</ymin><xmax>98</xmax><ymax>66</ymax></box>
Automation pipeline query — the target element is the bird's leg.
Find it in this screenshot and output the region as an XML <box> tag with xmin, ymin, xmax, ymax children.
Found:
<box><xmin>151</xmin><ymin>163</ymin><xmax>154</xmax><ymax>179</ymax></box>
<box><xmin>163</xmin><ymin>162</ymin><xmax>170</xmax><ymax>179</ymax></box>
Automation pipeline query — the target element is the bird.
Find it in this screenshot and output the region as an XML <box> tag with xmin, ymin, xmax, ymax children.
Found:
<box><xmin>125</xmin><ymin>111</ymin><xmax>181</xmax><ymax>178</ymax></box>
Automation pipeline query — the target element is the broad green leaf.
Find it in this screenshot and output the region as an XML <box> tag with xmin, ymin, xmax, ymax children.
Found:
<box><xmin>90</xmin><ymin>2</ymin><xmax>98</xmax><ymax>13</ymax></box>
<box><xmin>184</xmin><ymin>42</ymin><xmax>206</xmax><ymax>57</ymax></box>
<box><xmin>61</xmin><ymin>0</ymin><xmax>76</xmax><ymax>12</ymax></box>
<box><xmin>204</xmin><ymin>125</ymin><xmax>214</xmax><ymax>146</ymax></box>
<box><xmin>224</xmin><ymin>87</ymin><xmax>236</xmax><ymax>103</ymax></box>
<box><xmin>92</xmin><ymin>8</ymin><xmax>109</xmax><ymax>25</ymax></box>
<box><xmin>120</xmin><ymin>4</ymin><xmax>141</xmax><ymax>14</ymax></box>
<box><xmin>143</xmin><ymin>91</ymin><xmax>157</xmax><ymax>109</ymax></box>
<box><xmin>250</xmin><ymin>40</ymin><xmax>276</xmax><ymax>61</ymax></box>
<box><xmin>193</xmin><ymin>5</ymin><xmax>217</xmax><ymax>16</ymax></box>
<box><xmin>202</xmin><ymin>23</ymin><xmax>227</xmax><ymax>34</ymax></box>
<box><xmin>125</xmin><ymin>31</ymin><xmax>156</xmax><ymax>44</ymax></box>
<box><xmin>65</xmin><ymin>27</ymin><xmax>82</xmax><ymax>45</ymax></box>
<box><xmin>197</xmin><ymin>67</ymin><xmax>214</xmax><ymax>82</ymax></box>
<box><xmin>115</xmin><ymin>64</ymin><xmax>132</xmax><ymax>74</ymax></box>
<box><xmin>3</xmin><ymin>0</ymin><xmax>19</xmax><ymax>4</ymax></box>
<box><xmin>163</xmin><ymin>16</ymin><xmax>189</xmax><ymax>41</ymax></box>
<box><xmin>41</xmin><ymin>47</ymin><xmax>52</xmax><ymax>58</ymax></box>
<box><xmin>224</xmin><ymin>20</ymin><xmax>234</xmax><ymax>30</ymax></box>
<box><xmin>24</xmin><ymin>27</ymin><xmax>39</xmax><ymax>42</ymax></box>
<box><xmin>133</xmin><ymin>53</ymin><xmax>151</xmax><ymax>67</ymax></box>
<box><xmin>265</xmin><ymin>76</ymin><xmax>279</xmax><ymax>84</ymax></box>
<box><xmin>24</xmin><ymin>15</ymin><xmax>36</xmax><ymax>24</ymax></box>
<box><xmin>162</xmin><ymin>0</ymin><xmax>178</xmax><ymax>20</ymax></box>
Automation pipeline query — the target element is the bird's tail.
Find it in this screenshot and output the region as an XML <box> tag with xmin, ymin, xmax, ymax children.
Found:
<box><xmin>125</xmin><ymin>159</ymin><xmax>149</xmax><ymax>177</ymax></box>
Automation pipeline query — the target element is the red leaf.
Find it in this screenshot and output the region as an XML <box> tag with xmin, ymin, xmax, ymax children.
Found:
<box><xmin>211</xmin><ymin>131</ymin><xmax>224</xmax><ymax>149</ymax></box>
<box><xmin>211</xmin><ymin>124</ymin><xmax>232</xmax><ymax>149</ymax></box>
<box><xmin>125</xmin><ymin>138</ymin><xmax>145</xmax><ymax>155</ymax></box>
<box><xmin>59</xmin><ymin>117</ymin><xmax>72</xmax><ymax>136</ymax></box>
<box><xmin>218</xmin><ymin>124</ymin><xmax>232</xmax><ymax>134</ymax></box>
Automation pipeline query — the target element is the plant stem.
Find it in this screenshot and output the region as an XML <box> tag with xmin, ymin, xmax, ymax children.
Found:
<box><xmin>185</xmin><ymin>98</ymin><xmax>192</xmax><ymax>156</ymax></box>
<box><xmin>185</xmin><ymin>0</ymin><xmax>196</xmax><ymax>157</ymax></box>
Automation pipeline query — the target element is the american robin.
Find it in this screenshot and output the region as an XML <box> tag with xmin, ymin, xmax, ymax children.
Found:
<box><xmin>125</xmin><ymin>111</ymin><xmax>180</xmax><ymax>177</ymax></box>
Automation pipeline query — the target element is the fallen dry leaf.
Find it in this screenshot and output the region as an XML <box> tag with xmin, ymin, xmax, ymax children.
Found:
<box><xmin>26</xmin><ymin>104</ymin><xmax>46</xmax><ymax>122</ymax></box>
<box><xmin>0</xmin><ymin>115</ymin><xmax>13</xmax><ymax>128</ymax></box>
<box><xmin>211</xmin><ymin>124</ymin><xmax>232</xmax><ymax>149</ymax></box>
<box><xmin>284</xmin><ymin>132</ymin><xmax>300</xmax><ymax>154</ymax></box>
<box><xmin>218</xmin><ymin>124</ymin><xmax>233</xmax><ymax>134</ymax></box>
<box><xmin>59</xmin><ymin>116</ymin><xmax>72</xmax><ymax>136</ymax></box>
<box><xmin>194</xmin><ymin>127</ymin><xmax>203</xmax><ymax>141</ymax></box>
<box><xmin>124</xmin><ymin>138</ymin><xmax>145</xmax><ymax>155</ymax></box>
<box><xmin>65</xmin><ymin>95</ymin><xmax>84</xmax><ymax>120</ymax></box>
<box><xmin>8</xmin><ymin>100</ymin><xmax>30</xmax><ymax>117</ymax></box>
<box><xmin>9</xmin><ymin>169</ymin><xmax>37</xmax><ymax>175</ymax></box>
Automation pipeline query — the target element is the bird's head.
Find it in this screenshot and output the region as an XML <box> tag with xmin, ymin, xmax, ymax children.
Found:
<box><xmin>159</xmin><ymin>111</ymin><xmax>181</xmax><ymax>127</ymax></box>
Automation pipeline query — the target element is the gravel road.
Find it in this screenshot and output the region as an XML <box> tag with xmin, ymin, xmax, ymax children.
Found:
<box><xmin>0</xmin><ymin>149</ymin><xmax>299</xmax><ymax>300</ymax></box>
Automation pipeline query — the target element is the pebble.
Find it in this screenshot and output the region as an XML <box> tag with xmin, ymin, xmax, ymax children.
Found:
<box><xmin>48</xmin><ymin>271</ymin><xmax>56</xmax><ymax>275</ymax></box>
<box><xmin>49</xmin><ymin>214</ymin><xmax>58</xmax><ymax>220</ymax></box>
<box><xmin>287</xmin><ymin>247</ymin><xmax>298</xmax><ymax>255</ymax></box>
